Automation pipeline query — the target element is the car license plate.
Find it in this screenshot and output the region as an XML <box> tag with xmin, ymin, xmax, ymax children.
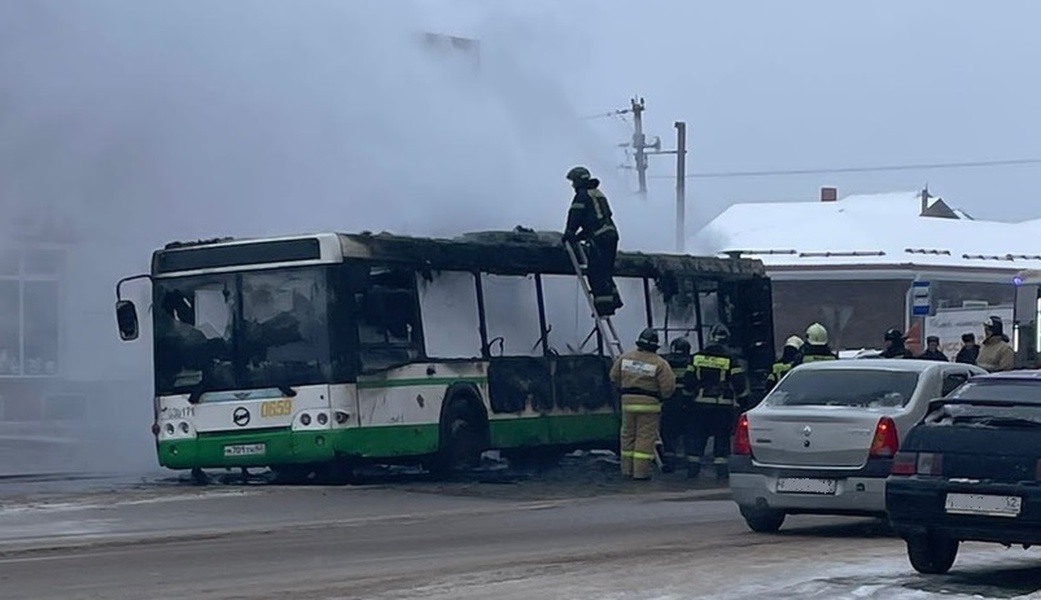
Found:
<box><xmin>944</xmin><ymin>493</ymin><xmax>1022</xmax><ymax>518</ymax></box>
<box><xmin>776</xmin><ymin>478</ymin><xmax>837</xmax><ymax>495</ymax></box>
<box><xmin>223</xmin><ymin>443</ymin><xmax>266</xmax><ymax>457</ymax></box>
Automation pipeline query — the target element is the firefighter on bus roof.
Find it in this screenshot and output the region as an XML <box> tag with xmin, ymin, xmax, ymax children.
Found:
<box><xmin>562</xmin><ymin>166</ymin><xmax>622</xmax><ymax>317</ymax></box>
<box><xmin>609</xmin><ymin>328</ymin><xmax>676</xmax><ymax>480</ymax></box>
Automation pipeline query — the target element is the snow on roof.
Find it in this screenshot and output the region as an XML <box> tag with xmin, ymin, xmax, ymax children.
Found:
<box><xmin>691</xmin><ymin>190</ymin><xmax>1041</xmax><ymax>272</ymax></box>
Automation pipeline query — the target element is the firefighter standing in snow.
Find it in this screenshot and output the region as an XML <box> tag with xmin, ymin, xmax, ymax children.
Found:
<box><xmin>610</xmin><ymin>328</ymin><xmax>676</xmax><ymax>480</ymax></box>
<box><xmin>683</xmin><ymin>324</ymin><xmax>749</xmax><ymax>481</ymax></box>
<box><xmin>562</xmin><ymin>166</ymin><xmax>622</xmax><ymax>316</ymax></box>
<box><xmin>660</xmin><ymin>337</ymin><xmax>694</xmax><ymax>472</ymax></box>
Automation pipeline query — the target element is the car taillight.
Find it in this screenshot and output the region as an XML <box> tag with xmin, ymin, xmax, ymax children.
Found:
<box><xmin>891</xmin><ymin>452</ymin><xmax>917</xmax><ymax>475</ymax></box>
<box><xmin>732</xmin><ymin>413</ymin><xmax>752</xmax><ymax>456</ymax></box>
<box><xmin>869</xmin><ymin>416</ymin><xmax>899</xmax><ymax>458</ymax></box>
<box><xmin>916</xmin><ymin>452</ymin><xmax>944</xmax><ymax>476</ymax></box>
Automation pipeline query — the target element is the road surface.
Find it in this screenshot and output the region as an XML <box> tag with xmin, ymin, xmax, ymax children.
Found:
<box><xmin>1</xmin><ymin>479</ymin><xmax>1040</xmax><ymax>599</ymax></box>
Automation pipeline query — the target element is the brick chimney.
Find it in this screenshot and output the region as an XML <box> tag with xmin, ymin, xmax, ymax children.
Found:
<box><xmin>820</xmin><ymin>186</ymin><xmax>838</xmax><ymax>202</ymax></box>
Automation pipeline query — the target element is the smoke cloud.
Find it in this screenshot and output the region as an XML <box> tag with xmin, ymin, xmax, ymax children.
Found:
<box><xmin>0</xmin><ymin>1</ymin><xmax>662</xmax><ymax>476</ymax></box>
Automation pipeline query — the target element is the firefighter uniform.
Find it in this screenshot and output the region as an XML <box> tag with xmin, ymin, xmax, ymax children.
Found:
<box><xmin>683</xmin><ymin>324</ymin><xmax>749</xmax><ymax>480</ymax></box>
<box><xmin>660</xmin><ymin>337</ymin><xmax>694</xmax><ymax>472</ymax></box>
<box><xmin>609</xmin><ymin>328</ymin><xmax>676</xmax><ymax>480</ymax></box>
<box><xmin>564</xmin><ymin>166</ymin><xmax>621</xmax><ymax>317</ymax></box>
<box><xmin>801</xmin><ymin>322</ymin><xmax>839</xmax><ymax>362</ymax></box>
<box><xmin>765</xmin><ymin>335</ymin><xmax>803</xmax><ymax>392</ymax></box>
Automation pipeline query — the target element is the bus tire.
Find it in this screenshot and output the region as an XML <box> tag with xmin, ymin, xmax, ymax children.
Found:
<box><xmin>434</xmin><ymin>391</ymin><xmax>488</xmax><ymax>476</ymax></box>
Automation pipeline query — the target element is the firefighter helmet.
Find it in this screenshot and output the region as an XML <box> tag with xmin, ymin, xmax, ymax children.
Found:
<box><xmin>984</xmin><ymin>315</ymin><xmax>1004</xmax><ymax>336</ymax></box>
<box><xmin>636</xmin><ymin>327</ymin><xmax>660</xmax><ymax>350</ymax></box>
<box><xmin>805</xmin><ymin>323</ymin><xmax>828</xmax><ymax>345</ymax></box>
<box><xmin>884</xmin><ymin>328</ymin><xmax>905</xmax><ymax>343</ymax></box>
<box><xmin>566</xmin><ymin>166</ymin><xmax>592</xmax><ymax>182</ymax></box>
<box><xmin>669</xmin><ymin>337</ymin><xmax>692</xmax><ymax>355</ymax></box>
<box><xmin>784</xmin><ymin>335</ymin><xmax>804</xmax><ymax>350</ymax></box>
<box><xmin>709</xmin><ymin>323</ymin><xmax>731</xmax><ymax>344</ymax></box>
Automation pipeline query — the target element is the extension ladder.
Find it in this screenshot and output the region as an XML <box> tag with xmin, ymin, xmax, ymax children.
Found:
<box><xmin>564</xmin><ymin>239</ymin><xmax>623</xmax><ymax>359</ymax></box>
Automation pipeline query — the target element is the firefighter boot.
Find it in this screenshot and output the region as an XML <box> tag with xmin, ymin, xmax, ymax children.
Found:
<box><xmin>686</xmin><ymin>460</ymin><xmax>701</xmax><ymax>480</ymax></box>
<box><xmin>714</xmin><ymin>460</ymin><xmax>730</xmax><ymax>482</ymax></box>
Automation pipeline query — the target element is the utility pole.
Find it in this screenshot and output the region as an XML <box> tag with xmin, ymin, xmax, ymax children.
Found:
<box><xmin>674</xmin><ymin>121</ymin><xmax>687</xmax><ymax>253</ymax></box>
<box><xmin>630</xmin><ymin>97</ymin><xmax>649</xmax><ymax>196</ymax></box>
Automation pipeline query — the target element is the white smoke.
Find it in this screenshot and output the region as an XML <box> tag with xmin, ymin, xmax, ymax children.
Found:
<box><xmin>0</xmin><ymin>0</ymin><xmax>657</xmax><ymax>475</ymax></box>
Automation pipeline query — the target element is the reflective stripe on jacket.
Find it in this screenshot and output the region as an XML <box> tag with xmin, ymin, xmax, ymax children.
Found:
<box><xmin>609</xmin><ymin>349</ymin><xmax>676</xmax><ymax>411</ymax></box>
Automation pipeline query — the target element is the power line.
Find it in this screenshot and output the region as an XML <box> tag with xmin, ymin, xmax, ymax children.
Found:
<box><xmin>648</xmin><ymin>157</ymin><xmax>1041</xmax><ymax>180</ymax></box>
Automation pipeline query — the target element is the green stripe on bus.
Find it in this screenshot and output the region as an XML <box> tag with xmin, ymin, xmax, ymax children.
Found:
<box><xmin>355</xmin><ymin>376</ymin><xmax>488</xmax><ymax>390</ymax></box>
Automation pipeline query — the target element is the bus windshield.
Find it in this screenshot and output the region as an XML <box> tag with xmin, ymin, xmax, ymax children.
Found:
<box><xmin>153</xmin><ymin>267</ymin><xmax>332</xmax><ymax>396</ymax></box>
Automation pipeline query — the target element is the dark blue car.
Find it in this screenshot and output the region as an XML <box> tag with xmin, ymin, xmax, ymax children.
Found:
<box><xmin>886</xmin><ymin>370</ymin><xmax>1041</xmax><ymax>574</ymax></box>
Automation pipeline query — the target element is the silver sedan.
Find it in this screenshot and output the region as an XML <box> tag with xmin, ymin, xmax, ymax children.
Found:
<box><xmin>729</xmin><ymin>358</ymin><xmax>987</xmax><ymax>533</ymax></box>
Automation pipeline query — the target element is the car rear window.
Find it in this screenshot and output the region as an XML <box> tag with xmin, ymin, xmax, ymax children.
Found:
<box><xmin>765</xmin><ymin>369</ymin><xmax>920</xmax><ymax>408</ymax></box>
<box><xmin>945</xmin><ymin>381</ymin><xmax>1041</xmax><ymax>404</ymax></box>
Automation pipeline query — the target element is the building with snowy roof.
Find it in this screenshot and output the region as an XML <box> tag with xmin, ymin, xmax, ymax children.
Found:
<box><xmin>692</xmin><ymin>187</ymin><xmax>1039</xmax><ymax>358</ymax></box>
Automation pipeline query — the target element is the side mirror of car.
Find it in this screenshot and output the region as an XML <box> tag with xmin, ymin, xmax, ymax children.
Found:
<box><xmin>116</xmin><ymin>300</ymin><xmax>140</xmax><ymax>341</ymax></box>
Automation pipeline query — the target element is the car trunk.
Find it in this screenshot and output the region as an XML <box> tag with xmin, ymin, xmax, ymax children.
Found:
<box><xmin>749</xmin><ymin>407</ymin><xmax>891</xmax><ymax>468</ymax></box>
<box><xmin>908</xmin><ymin>423</ymin><xmax>1041</xmax><ymax>483</ymax></box>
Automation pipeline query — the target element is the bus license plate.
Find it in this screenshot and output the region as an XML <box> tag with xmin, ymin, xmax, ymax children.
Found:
<box><xmin>945</xmin><ymin>493</ymin><xmax>1022</xmax><ymax>518</ymax></box>
<box><xmin>224</xmin><ymin>443</ymin><xmax>266</xmax><ymax>457</ymax></box>
<box><xmin>776</xmin><ymin>478</ymin><xmax>837</xmax><ymax>495</ymax></box>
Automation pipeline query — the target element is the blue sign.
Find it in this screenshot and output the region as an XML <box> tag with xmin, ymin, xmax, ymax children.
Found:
<box><xmin>911</xmin><ymin>280</ymin><xmax>931</xmax><ymax>316</ymax></box>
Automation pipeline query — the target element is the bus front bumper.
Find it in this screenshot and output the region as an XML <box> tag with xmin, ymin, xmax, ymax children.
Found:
<box><xmin>158</xmin><ymin>429</ymin><xmax>337</xmax><ymax>469</ymax></box>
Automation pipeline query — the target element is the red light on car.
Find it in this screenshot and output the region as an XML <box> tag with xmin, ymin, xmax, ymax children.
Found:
<box><xmin>891</xmin><ymin>452</ymin><xmax>917</xmax><ymax>476</ymax></box>
<box><xmin>732</xmin><ymin>413</ymin><xmax>752</xmax><ymax>456</ymax></box>
<box><xmin>916</xmin><ymin>452</ymin><xmax>944</xmax><ymax>476</ymax></box>
<box><xmin>869</xmin><ymin>417</ymin><xmax>899</xmax><ymax>458</ymax></box>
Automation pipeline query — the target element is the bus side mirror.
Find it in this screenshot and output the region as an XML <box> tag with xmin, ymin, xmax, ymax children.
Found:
<box><xmin>116</xmin><ymin>300</ymin><xmax>140</xmax><ymax>341</ymax></box>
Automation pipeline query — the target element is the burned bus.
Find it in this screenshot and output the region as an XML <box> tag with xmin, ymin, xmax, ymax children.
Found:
<box><xmin>114</xmin><ymin>229</ymin><xmax>774</xmax><ymax>480</ymax></box>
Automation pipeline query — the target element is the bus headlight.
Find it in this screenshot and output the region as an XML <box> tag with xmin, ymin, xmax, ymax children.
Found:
<box><xmin>335</xmin><ymin>411</ymin><xmax>349</xmax><ymax>425</ymax></box>
<box><xmin>179</xmin><ymin>421</ymin><xmax>190</xmax><ymax>434</ymax></box>
<box><xmin>317</xmin><ymin>412</ymin><xmax>328</xmax><ymax>426</ymax></box>
<box><xmin>300</xmin><ymin>413</ymin><xmax>312</xmax><ymax>426</ymax></box>
<box><xmin>165</xmin><ymin>423</ymin><xmax>176</xmax><ymax>435</ymax></box>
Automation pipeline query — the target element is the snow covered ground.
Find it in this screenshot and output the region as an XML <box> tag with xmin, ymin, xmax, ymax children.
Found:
<box><xmin>1</xmin><ymin>482</ymin><xmax>1039</xmax><ymax>599</ymax></box>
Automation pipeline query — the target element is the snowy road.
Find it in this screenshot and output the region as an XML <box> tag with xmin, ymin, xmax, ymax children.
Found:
<box><xmin>1</xmin><ymin>484</ymin><xmax>1040</xmax><ymax>600</ymax></box>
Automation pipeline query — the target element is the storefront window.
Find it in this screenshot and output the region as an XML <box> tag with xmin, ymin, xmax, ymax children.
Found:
<box><xmin>0</xmin><ymin>247</ymin><xmax>63</xmax><ymax>377</ymax></box>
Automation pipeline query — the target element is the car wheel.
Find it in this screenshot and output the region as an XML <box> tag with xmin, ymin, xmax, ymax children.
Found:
<box><xmin>739</xmin><ymin>506</ymin><xmax>786</xmax><ymax>533</ymax></box>
<box><xmin>906</xmin><ymin>533</ymin><xmax>959</xmax><ymax>574</ymax></box>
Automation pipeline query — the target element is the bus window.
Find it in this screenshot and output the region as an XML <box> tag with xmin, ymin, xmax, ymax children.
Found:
<box><xmin>612</xmin><ymin>277</ymin><xmax>650</xmax><ymax>354</ymax></box>
<box><xmin>540</xmin><ymin>275</ymin><xmax>596</xmax><ymax>355</ymax></box>
<box><xmin>355</xmin><ymin>267</ymin><xmax>422</xmax><ymax>371</ymax></box>
<box><xmin>480</xmin><ymin>274</ymin><xmax>542</xmax><ymax>357</ymax></box>
<box><xmin>649</xmin><ymin>277</ymin><xmax>702</xmax><ymax>353</ymax></box>
<box><xmin>417</xmin><ymin>271</ymin><xmax>482</xmax><ymax>359</ymax></box>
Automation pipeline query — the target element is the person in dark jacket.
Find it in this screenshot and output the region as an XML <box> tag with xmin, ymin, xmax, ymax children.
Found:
<box><xmin>955</xmin><ymin>332</ymin><xmax>979</xmax><ymax>365</ymax></box>
<box><xmin>801</xmin><ymin>323</ymin><xmax>839</xmax><ymax>362</ymax></box>
<box><xmin>683</xmin><ymin>324</ymin><xmax>749</xmax><ymax>481</ymax></box>
<box><xmin>879</xmin><ymin>328</ymin><xmax>915</xmax><ymax>358</ymax></box>
<box><xmin>659</xmin><ymin>337</ymin><xmax>694</xmax><ymax>473</ymax></box>
<box><xmin>765</xmin><ymin>335</ymin><xmax>804</xmax><ymax>391</ymax></box>
<box><xmin>918</xmin><ymin>335</ymin><xmax>948</xmax><ymax>361</ymax></box>
<box><xmin>562</xmin><ymin>166</ymin><xmax>621</xmax><ymax>316</ymax></box>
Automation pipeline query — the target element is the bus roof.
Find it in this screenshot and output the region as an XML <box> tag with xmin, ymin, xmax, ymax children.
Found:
<box><xmin>152</xmin><ymin>229</ymin><xmax>766</xmax><ymax>279</ymax></box>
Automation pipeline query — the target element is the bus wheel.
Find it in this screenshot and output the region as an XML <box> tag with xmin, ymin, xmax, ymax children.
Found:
<box><xmin>436</xmin><ymin>404</ymin><xmax>484</xmax><ymax>475</ymax></box>
<box><xmin>190</xmin><ymin>468</ymin><xmax>210</xmax><ymax>486</ymax></box>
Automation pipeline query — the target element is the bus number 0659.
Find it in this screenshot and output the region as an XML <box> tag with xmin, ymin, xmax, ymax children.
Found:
<box><xmin>260</xmin><ymin>400</ymin><xmax>293</xmax><ymax>418</ymax></box>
